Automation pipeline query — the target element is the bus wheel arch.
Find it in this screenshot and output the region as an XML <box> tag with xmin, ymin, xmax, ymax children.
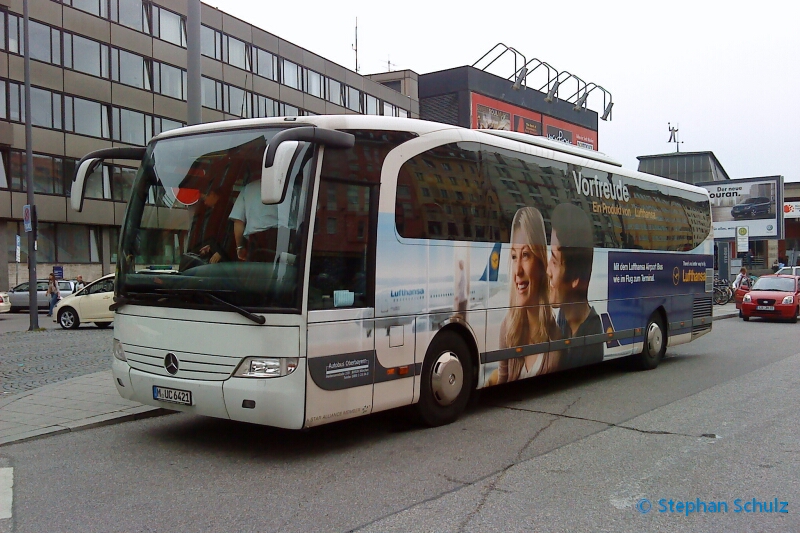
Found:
<box><xmin>416</xmin><ymin>326</ymin><xmax>477</xmax><ymax>426</ymax></box>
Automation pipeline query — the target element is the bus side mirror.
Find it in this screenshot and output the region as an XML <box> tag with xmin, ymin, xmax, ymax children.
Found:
<box><xmin>71</xmin><ymin>158</ymin><xmax>102</xmax><ymax>212</ymax></box>
<box><xmin>261</xmin><ymin>140</ymin><xmax>299</xmax><ymax>205</ymax></box>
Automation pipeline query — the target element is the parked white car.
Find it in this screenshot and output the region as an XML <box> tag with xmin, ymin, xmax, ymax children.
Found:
<box><xmin>53</xmin><ymin>274</ymin><xmax>115</xmax><ymax>329</ymax></box>
<box><xmin>0</xmin><ymin>291</ymin><xmax>10</xmax><ymax>313</ymax></box>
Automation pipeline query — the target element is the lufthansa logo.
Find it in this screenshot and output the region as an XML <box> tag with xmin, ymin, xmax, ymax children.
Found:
<box><xmin>672</xmin><ymin>267</ymin><xmax>680</xmax><ymax>286</ymax></box>
<box><xmin>491</xmin><ymin>251</ymin><xmax>500</xmax><ymax>269</ymax></box>
<box><xmin>164</xmin><ymin>352</ymin><xmax>179</xmax><ymax>375</ymax></box>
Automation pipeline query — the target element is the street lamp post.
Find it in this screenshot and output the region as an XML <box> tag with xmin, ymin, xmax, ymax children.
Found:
<box><xmin>23</xmin><ymin>0</ymin><xmax>38</xmax><ymax>330</ymax></box>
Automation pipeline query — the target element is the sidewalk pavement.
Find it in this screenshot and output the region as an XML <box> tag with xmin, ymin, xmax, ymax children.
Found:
<box><xmin>0</xmin><ymin>303</ymin><xmax>740</xmax><ymax>447</ymax></box>
<box><xmin>0</xmin><ymin>371</ymin><xmax>167</xmax><ymax>447</ymax></box>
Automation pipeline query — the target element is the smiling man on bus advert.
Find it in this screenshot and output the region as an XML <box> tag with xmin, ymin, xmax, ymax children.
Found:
<box><xmin>547</xmin><ymin>203</ymin><xmax>603</xmax><ymax>370</ymax></box>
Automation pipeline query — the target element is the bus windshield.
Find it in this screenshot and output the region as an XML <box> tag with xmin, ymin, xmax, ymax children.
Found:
<box><xmin>117</xmin><ymin>127</ymin><xmax>315</xmax><ymax>312</ymax></box>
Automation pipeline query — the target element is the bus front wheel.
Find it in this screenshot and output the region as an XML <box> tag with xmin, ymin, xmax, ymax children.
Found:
<box><xmin>630</xmin><ymin>314</ymin><xmax>665</xmax><ymax>370</ymax></box>
<box><xmin>416</xmin><ymin>331</ymin><xmax>474</xmax><ymax>427</ymax></box>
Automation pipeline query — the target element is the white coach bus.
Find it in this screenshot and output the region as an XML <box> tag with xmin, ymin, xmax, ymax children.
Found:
<box><xmin>70</xmin><ymin>115</ymin><xmax>714</xmax><ymax>429</ymax></box>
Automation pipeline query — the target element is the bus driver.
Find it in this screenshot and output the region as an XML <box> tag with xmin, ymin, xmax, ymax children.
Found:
<box><xmin>229</xmin><ymin>179</ymin><xmax>280</xmax><ymax>262</ymax></box>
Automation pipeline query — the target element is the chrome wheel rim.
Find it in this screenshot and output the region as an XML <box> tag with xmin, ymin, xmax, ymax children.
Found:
<box><xmin>430</xmin><ymin>351</ymin><xmax>463</xmax><ymax>406</ymax></box>
<box><xmin>60</xmin><ymin>311</ymin><xmax>75</xmax><ymax>329</ymax></box>
<box><xmin>646</xmin><ymin>322</ymin><xmax>663</xmax><ymax>356</ymax></box>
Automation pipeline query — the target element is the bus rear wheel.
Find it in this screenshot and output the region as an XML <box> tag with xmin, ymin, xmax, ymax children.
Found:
<box><xmin>630</xmin><ymin>314</ymin><xmax>665</xmax><ymax>370</ymax></box>
<box><xmin>416</xmin><ymin>331</ymin><xmax>474</xmax><ymax>427</ymax></box>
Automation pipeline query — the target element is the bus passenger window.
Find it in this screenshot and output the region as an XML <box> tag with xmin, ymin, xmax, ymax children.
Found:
<box><xmin>308</xmin><ymin>180</ymin><xmax>372</xmax><ymax>310</ymax></box>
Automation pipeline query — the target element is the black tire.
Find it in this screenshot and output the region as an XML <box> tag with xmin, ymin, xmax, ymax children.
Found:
<box><xmin>416</xmin><ymin>331</ymin><xmax>475</xmax><ymax>427</ymax></box>
<box><xmin>95</xmin><ymin>322</ymin><xmax>112</xmax><ymax>329</ymax></box>
<box><xmin>713</xmin><ymin>288</ymin><xmax>726</xmax><ymax>305</ymax></box>
<box><xmin>791</xmin><ymin>307</ymin><xmax>798</xmax><ymax>324</ymax></box>
<box><xmin>630</xmin><ymin>313</ymin><xmax>666</xmax><ymax>370</ymax></box>
<box><xmin>57</xmin><ymin>307</ymin><xmax>80</xmax><ymax>329</ymax></box>
<box><xmin>742</xmin><ymin>315</ymin><xmax>750</xmax><ymax>322</ymax></box>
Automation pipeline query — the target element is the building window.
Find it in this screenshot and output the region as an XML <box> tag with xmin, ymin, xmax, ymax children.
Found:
<box><xmin>152</xmin><ymin>5</ymin><xmax>186</xmax><ymax>47</ymax></box>
<box><xmin>153</xmin><ymin>117</ymin><xmax>183</xmax><ymax>136</ymax></box>
<box><xmin>346</xmin><ymin>86</ymin><xmax>361</xmax><ymax>112</ymax></box>
<box><xmin>64</xmin><ymin>33</ymin><xmax>108</xmax><ymax>78</ymax></box>
<box><xmin>63</xmin><ymin>0</ymin><xmax>109</xmax><ymax>19</ymax></box>
<box><xmin>30</xmin><ymin>87</ymin><xmax>61</xmax><ymax>130</ymax></box>
<box><xmin>111</xmin><ymin>49</ymin><xmax>151</xmax><ymax>90</ymax></box>
<box><xmin>29</xmin><ymin>20</ymin><xmax>61</xmax><ymax>65</ymax></box>
<box><xmin>364</xmin><ymin>94</ymin><xmax>379</xmax><ymax>115</ymax></box>
<box><xmin>200</xmin><ymin>25</ymin><xmax>221</xmax><ymax>60</ymax></box>
<box><xmin>254</xmin><ymin>95</ymin><xmax>278</xmax><ymax>118</ymax></box>
<box><xmin>64</xmin><ymin>96</ymin><xmax>111</xmax><ymax>139</ymax></box>
<box><xmin>8</xmin><ymin>152</ymin><xmax>69</xmax><ymax>194</ymax></box>
<box><xmin>111</xmin><ymin>165</ymin><xmax>136</xmax><ymax>202</ymax></box>
<box><xmin>224</xmin><ymin>84</ymin><xmax>251</xmax><ymax>117</ymax></box>
<box><xmin>328</xmin><ymin>78</ymin><xmax>345</xmax><ymax>107</ymax></box>
<box><xmin>111</xmin><ymin>0</ymin><xmax>149</xmax><ymax>33</ymax></box>
<box><xmin>153</xmin><ymin>61</ymin><xmax>186</xmax><ymax>100</ymax></box>
<box><xmin>223</xmin><ymin>34</ymin><xmax>250</xmax><ymax>71</ymax></box>
<box><xmin>281</xmin><ymin>103</ymin><xmax>299</xmax><ymax>117</ymax></box>
<box><xmin>201</xmin><ymin>76</ymin><xmax>222</xmax><ymax>111</ymax></box>
<box><xmin>111</xmin><ymin>107</ymin><xmax>151</xmax><ymax>145</ymax></box>
<box><xmin>281</xmin><ymin>59</ymin><xmax>302</xmax><ymax>90</ymax></box>
<box><xmin>306</xmin><ymin>70</ymin><xmax>324</xmax><ymax>99</ymax></box>
<box><xmin>254</xmin><ymin>48</ymin><xmax>276</xmax><ymax>81</ymax></box>
<box><xmin>383</xmin><ymin>102</ymin><xmax>396</xmax><ymax>116</ymax></box>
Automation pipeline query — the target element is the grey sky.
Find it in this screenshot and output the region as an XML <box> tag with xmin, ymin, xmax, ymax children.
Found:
<box><xmin>210</xmin><ymin>1</ymin><xmax>800</xmax><ymax>182</ymax></box>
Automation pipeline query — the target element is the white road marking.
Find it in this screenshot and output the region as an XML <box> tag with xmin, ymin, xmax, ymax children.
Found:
<box><xmin>0</xmin><ymin>468</ymin><xmax>12</xmax><ymax>519</ymax></box>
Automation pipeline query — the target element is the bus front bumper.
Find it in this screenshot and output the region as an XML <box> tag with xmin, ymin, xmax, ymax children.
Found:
<box><xmin>112</xmin><ymin>358</ymin><xmax>307</xmax><ymax>429</ymax></box>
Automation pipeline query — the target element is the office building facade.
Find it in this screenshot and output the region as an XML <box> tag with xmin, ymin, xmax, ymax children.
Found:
<box><xmin>0</xmin><ymin>0</ymin><xmax>418</xmax><ymax>290</ymax></box>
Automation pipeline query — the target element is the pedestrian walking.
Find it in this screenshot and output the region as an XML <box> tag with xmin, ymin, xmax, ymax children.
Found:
<box><xmin>46</xmin><ymin>273</ymin><xmax>61</xmax><ymax>317</ymax></box>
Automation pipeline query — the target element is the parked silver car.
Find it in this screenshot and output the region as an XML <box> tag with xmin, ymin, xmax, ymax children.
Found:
<box><xmin>8</xmin><ymin>279</ymin><xmax>76</xmax><ymax>312</ymax></box>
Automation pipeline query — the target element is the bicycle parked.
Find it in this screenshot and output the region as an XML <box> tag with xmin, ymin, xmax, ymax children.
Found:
<box><xmin>713</xmin><ymin>275</ymin><xmax>733</xmax><ymax>305</ymax></box>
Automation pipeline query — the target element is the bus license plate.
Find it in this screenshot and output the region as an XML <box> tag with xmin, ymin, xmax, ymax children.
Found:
<box><xmin>153</xmin><ymin>386</ymin><xmax>192</xmax><ymax>406</ymax></box>
<box><xmin>756</xmin><ymin>305</ymin><xmax>774</xmax><ymax>311</ymax></box>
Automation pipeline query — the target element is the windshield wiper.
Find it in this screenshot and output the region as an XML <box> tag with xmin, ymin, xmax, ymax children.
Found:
<box><xmin>155</xmin><ymin>288</ymin><xmax>266</xmax><ymax>325</ymax></box>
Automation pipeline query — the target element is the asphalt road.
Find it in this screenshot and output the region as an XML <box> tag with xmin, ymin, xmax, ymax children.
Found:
<box><xmin>1</xmin><ymin>318</ymin><xmax>799</xmax><ymax>532</ymax></box>
<box><xmin>0</xmin><ymin>310</ymin><xmax>95</xmax><ymax>335</ymax></box>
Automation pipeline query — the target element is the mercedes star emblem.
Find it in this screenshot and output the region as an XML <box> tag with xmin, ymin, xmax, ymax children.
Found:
<box><xmin>164</xmin><ymin>352</ymin><xmax>179</xmax><ymax>375</ymax></box>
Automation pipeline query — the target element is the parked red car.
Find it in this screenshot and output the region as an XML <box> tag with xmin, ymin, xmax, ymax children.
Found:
<box><xmin>740</xmin><ymin>275</ymin><xmax>800</xmax><ymax>322</ymax></box>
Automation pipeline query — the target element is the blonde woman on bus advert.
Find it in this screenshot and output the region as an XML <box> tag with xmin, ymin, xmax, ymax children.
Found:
<box><xmin>488</xmin><ymin>207</ymin><xmax>561</xmax><ymax>385</ymax></box>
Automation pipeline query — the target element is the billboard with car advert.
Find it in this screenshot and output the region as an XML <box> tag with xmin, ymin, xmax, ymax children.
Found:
<box><xmin>470</xmin><ymin>93</ymin><xmax>598</xmax><ymax>150</ymax></box>
<box><xmin>697</xmin><ymin>176</ymin><xmax>784</xmax><ymax>240</ymax></box>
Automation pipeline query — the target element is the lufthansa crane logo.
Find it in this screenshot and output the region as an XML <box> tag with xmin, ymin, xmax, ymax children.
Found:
<box><xmin>672</xmin><ymin>267</ymin><xmax>680</xmax><ymax>286</ymax></box>
<box><xmin>491</xmin><ymin>251</ymin><xmax>500</xmax><ymax>270</ymax></box>
<box><xmin>164</xmin><ymin>352</ymin><xmax>179</xmax><ymax>375</ymax></box>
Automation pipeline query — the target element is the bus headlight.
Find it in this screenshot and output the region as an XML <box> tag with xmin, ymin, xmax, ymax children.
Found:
<box><xmin>743</xmin><ymin>294</ymin><xmax>751</xmax><ymax>303</ymax></box>
<box><xmin>233</xmin><ymin>357</ymin><xmax>299</xmax><ymax>378</ymax></box>
<box><xmin>782</xmin><ymin>295</ymin><xmax>794</xmax><ymax>305</ymax></box>
<box><xmin>113</xmin><ymin>339</ymin><xmax>127</xmax><ymax>361</ymax></box>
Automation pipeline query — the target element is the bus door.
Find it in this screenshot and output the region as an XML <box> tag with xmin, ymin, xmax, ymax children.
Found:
<box><xmin>305</xmin><ymin>178</ymin><xmax>378</xmax><ymax>426</ymax></box>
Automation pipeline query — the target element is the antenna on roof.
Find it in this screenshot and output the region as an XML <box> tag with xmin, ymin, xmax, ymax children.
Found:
<box><xmin>352</xmin><ymin>18</ymin><xmax>359</xmax><ymax>73</ymax></box>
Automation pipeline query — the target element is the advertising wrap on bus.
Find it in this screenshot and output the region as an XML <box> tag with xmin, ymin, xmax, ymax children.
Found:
<box><xmin>698</xmin><ymin>176</ymin><xmax>784</xmax><ymax>240</ymax></box>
